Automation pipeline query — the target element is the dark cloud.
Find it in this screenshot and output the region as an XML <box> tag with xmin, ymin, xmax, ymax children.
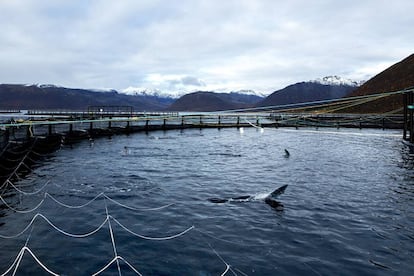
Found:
<box><xmin>0</xmin><ymin>0</ymin><xmax>413</xmax><ymax>94</ymax></box>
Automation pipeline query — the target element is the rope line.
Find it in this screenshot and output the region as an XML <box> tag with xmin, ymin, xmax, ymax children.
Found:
<box><xmin>0</xmin><ymin>213</ymin><xmax>109</xmax><ymax>239</ymax></box>
<box><xmin>92</xmin><ymin>256</ymin><xmax>143</xmax><ymax>276</ymax></box>
<box><xmin>1</xmin><ymin>247</ymin><xmax>25</xmax><ymax>276</ymax></box>
<box><xmin>105</xmin><ymin>199</ymin><xmax>122</xmax><ymax>276</ymax></box>
<box><xmin>0</xmin><ymin>189</ymin><xmax>175</xmax><ymax>215</ymax></box>
<box><xmin>1</xmin><ymin>247</ymin><xmax>60</xmax><ymax>276</ymax></box>
<box><xmin>208</xmin><ymin>243</ymin><xmax>232</xmax><ymax>276</ymax></box>
<box><xmin>8</xmin><ymin>179</ymin><xmax>50</xmax><ymax>196</ymax></box>
<box><xmin>111</xmin><ymin>216</ymin><xmax>195</xmax><ymax>241</ymax></box>
<box><xmin>244</xmin><ymin>119</ymin><xmax>264</xmax><ymax>130</ymax></box>
<box><xmin>47</xmin><ymin>192</ymin><xmax>105</xmax><ymax>209</ymax></box>
<box><xmin>0</xmin><ymin>194</ymin><xmax>46</xmax><ymax>214</ymax></box>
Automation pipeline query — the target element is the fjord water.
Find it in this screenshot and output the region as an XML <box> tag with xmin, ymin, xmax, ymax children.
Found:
<box><xmin>1</xmin><ymin>127</ymin><xmax>413</xmax><ymax>275</ymax></box>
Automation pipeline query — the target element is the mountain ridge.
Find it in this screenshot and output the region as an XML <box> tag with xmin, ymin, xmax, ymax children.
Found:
<box><xmin>255</xmin><ymin>81</ymin><xmax>358</xmax><ymax>109</ymax></box>
<box><xmin>0</xmin><ymin>75</ymin><xmax>366</xmax><ymax>112</ymax></box>
<box><xmin>343</xmin><ymin>53</ymin><xmax>414</xmax><ymax>113</ymax></box>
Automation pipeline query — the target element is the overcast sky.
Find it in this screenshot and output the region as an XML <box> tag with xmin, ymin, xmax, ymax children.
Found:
<box><xmin>1</xmin><ymin>0</ymin><xmax>413</xmax><ymax>94</ymax></box>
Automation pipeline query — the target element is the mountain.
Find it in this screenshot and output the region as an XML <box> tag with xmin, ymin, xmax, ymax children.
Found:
<box><xmin>167</xmin><ymin>91</ymin><xmax>264</xmax><ymax>111</ymax></box>
<box><xmin>122</xmin><ymin>86</ymin><xmax>182</xmax><ymax>99</ymax></box>
<box><xmin>122</xmin><ymin>86</ymin><xmax>266</xmax><ymax>99</ymax></box>
<box><xmin>0</xmin><ymin>84</ymin><xmax>173</xmax><ymax>111</ymax></box>
<box><xmin>312</xmin><ymin>75</ymin><xmax>364</xmax><ymax>86</ymax></box>
<box><xmin>344</xmin><ymin>53</ymin><xmax>414</xmax><ymax>113</ymax></box>
<box><xmin>255</xmin><ymin>77</ymin><xmax>359</xmax><ymax>109</ymax></box>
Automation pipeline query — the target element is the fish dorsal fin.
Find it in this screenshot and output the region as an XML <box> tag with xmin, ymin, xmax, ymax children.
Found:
<box><xmin>268</xmin><ymin>185</ymin><xmax>288</xmax><ymax>198</ymax></box>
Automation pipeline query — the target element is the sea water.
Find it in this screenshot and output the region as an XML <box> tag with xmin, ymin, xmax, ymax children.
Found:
<box><xmin>0</xmin><ymin>127</ymin><xmax>413</xmax><ymax>275</ymax></box>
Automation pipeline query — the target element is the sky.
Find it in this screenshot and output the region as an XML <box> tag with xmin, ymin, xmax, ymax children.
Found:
<box><xmin>0</xmin><ymin>0</ymin><xmax>413</xmax><ymax>95</ymax></box>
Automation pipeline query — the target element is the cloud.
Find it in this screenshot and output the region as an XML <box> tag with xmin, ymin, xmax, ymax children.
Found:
<box><xmin>139</xmin><ymin>74</ymin><xmax>206</xmax><ymax>92</ymax></box>
<box><xmin>0</xmin><ymin>0</ymin><xmax>413</xmax><ymax>94</ymax></box>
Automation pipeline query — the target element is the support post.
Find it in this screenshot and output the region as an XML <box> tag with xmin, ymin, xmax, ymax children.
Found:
<box><xmin>403</xmin><ymin>92</ymin><xmax>408</xmax><ymax>140</ymax></box>
<box><xmin>26</xmin><ymin>125</ymin><xmax>32</xmax><ymax>139</ymax></box>
<box><xmin>410</xmin><ymin>92</ymin><xmax>414</xmax><ymax>143</ymax></box>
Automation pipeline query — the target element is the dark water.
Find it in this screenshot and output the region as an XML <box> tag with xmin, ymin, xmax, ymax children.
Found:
<box><xmin>1</xmin><ymin>127</ymin><xmax>413</xmax><ymax>275</ymax></box>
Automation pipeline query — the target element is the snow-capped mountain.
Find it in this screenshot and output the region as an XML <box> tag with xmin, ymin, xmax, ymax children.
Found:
<box><xmin>121</xmin><ymin>86</ymin><xmax>267</xmax><ymax>99</ymax></box>
<box><xmin>312</xmin><ymin>75</ymin><xmax>365</xmax><ymax>87</ymax></box>
<box><xmin>122</xmin><ymin>87</ymin><xmax>187</xmax><ymax>99</ymax></box>
<box><xmin>25</xmin><ymin>83</ymin><xmax>62</xmax><ymax>89</ymax></box>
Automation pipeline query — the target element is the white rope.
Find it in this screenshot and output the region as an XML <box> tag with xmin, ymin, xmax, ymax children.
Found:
<box><xmin>0</xmin><ymin>194</ymin><xmax>46</xmax><ymax>214</ymax></box>
<box><xmin>0</xmin><ymin>190</ymin><xmax>175</xmax><ymax>216</ymax></box>
<box><xmin>232</xmin><ymin>268</ymin><xmax>248</xmax><ymax>276</ymax></box>
<box><xmin>42</xmin><ymin>213</ymin><xmax>109</xmax><ymax>238</ymax></box>
<box><xmin>111</xmin><ymin>216</ymin><xmax>194</xmax><ymax>241</ymax></box>
<box><xmin>0</xmin><ymin>213</ymin><xmax>109</xmax><ymax>239</ymax></box>
<box><xmin>105</xmin><ymin>199</ymin><xmax>122</xmax><ymax>276</ymax></box>
<box><xmin>46</xmin><ymin>192</ymin><xmax>174</xmax><ymax>211</ymax></box>
<box><xmin>208</xmin><ymin>243</ymin><xmax>232</xmax><ymax>276</ymax></box>
<box><xmin>19</xmin><ymin>247</ymin><xmax>59</xmax><ymax>275</ymax></box>
<box><xmin>1</xmin><ymin>247</ymin><xmax>59</xmax><ymax>276</ymax></box>
<box><xmin>8</xmin><ymin>179</ymin><xmax>50</xmax><ymax>196</ymax></box>
<box><xmin>0</xmin><ymin>213</ymin><xmax>38</xmax><ymax>239</ymax></box>
<box><xmin>244</xmin><ymin>119</ymin><xmax>264</xmax><ymax>130</ymax></box>
<box><xmin>221</xmin><ymin>264</ymin><xmax>231</xmax><ymax>276</ymax></box>
<box><xmin>46</xmin><ymin>192</ymin><xmax>105</xmax><ymax>209</ymax></box>
<box><xmin>92</xmin><ymin>256</ymin><xmax>142</xmax><ymax>276</ymax></box>
<box><xmin>1</xmin><ymin>247</ymin><xmax>25</xmax><ymax>276</ymax></box>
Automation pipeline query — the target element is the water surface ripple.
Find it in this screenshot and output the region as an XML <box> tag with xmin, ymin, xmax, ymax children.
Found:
<box><xmin>0</xmin><ymin>127</ymin><xmax>413</xmax><ymax>275</ymax></box>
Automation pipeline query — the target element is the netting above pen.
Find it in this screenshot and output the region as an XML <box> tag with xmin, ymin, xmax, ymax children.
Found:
<box><xmin>0</xmin><ymin>146</ymin><xmax>248</xmax><ymax>276</ymax></box>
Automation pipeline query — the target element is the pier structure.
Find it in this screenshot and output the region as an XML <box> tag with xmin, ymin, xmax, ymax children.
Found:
<box><xmin>0</xmin><ymin>105</ymin><xmax>407</xmax><ymax>187</ymax></box>
<box><xmin>0</xmin><ymin>109</ymin><xmax>405</xmax><ymax>149</ymax></box>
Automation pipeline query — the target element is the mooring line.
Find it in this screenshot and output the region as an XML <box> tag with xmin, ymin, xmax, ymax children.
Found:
<box><xmin>0</xmin><ymin>213</ymin><xmax>109</xmax><ymax>239</ymax></box>
<box><xmin>0</xmin><ymin>194</ymin><xmax>46</xmax><ymax>214</ymax></box>
<box><xmin>207</xmin><ymin>243</ymin><xmax>232</xmax><ymax>276</ymax></box>
<box><xmin>1</xmin><ymin>247</ymin><xmax>25</xmax><ymax>276</ymax></box>
<box><xmin>16</xmin><ymin>247</ymin><xmax>59</xmax><ymax>276</ymax></box>
<box><xmin>8</xmin><ymin>179</ymin><xmax>50</xmax><ymax>196</ymax></box>
<box><xmin>92</xmin><ymin>256</ymin><xmax>143</xmax><ymax>276</ymax></box>
<box><xmin>46</xmin><ymin>192</ymin><xmax>105</xmax><ymax>209</ymax></box>
<box><xmin>105</xmin><ymin>198</ymin><xmax>122</xmax><ymax>276</ymax></box>
<box><xmin>111</xmin><ymin>216</ymin><xmax>194</xmax><ymax>241</ymax></box>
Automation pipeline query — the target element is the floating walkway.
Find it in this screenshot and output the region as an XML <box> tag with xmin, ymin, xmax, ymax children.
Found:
<box><xmin>0</xmin><ymin>111</ymin><xmax>404</xmax><ymax>146</ymax></box>
<box><xmin>0</xmin><ymin>110</ymin><xmax>405</xmax><ymax>142</ymax></box>
<box><xmin>0</xmin><ymin>110</ymin><xmax>404</xmax><ymax>176</ymax></box>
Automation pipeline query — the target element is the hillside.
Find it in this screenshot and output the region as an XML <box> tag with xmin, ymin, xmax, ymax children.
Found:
<box><xmin>0</xmin><ymin>84</ymin><xmax>174</xmax><ymax>111</ymax></box>
<box><xmin>255</xmin><ymin>81</ymin><xmax>357</xmax><ymax>109</ymax></box>
<box><xmin>345</xmin><ymin>54</ymin><xmax>414</xmax><ymax>113</ymax></box>
<box><xmin>167</xmin><ymin>91</ymin><xmax>263</xmax><ymax>111</ymax></box>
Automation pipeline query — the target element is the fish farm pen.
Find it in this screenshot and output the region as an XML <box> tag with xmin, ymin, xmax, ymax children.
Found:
<box><xmin>2</xmin><ymin>84</ymin><xmax>414</xmax><ymax>188</ymax></box>
<box><xmin>0</xmin><ymin>107</ymin><xmax>405</xmax><ymax>181</ymax></box>
<box><xmin>1</xmin><ymin>88</ymin><xmax>414</xmax><ymax>274</ymax></box>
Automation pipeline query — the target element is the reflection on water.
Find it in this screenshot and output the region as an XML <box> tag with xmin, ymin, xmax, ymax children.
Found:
<box><xmin>0</xmin><ymin>127</ymin><xmax>413</xmax><ymax>275</ymax></box>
